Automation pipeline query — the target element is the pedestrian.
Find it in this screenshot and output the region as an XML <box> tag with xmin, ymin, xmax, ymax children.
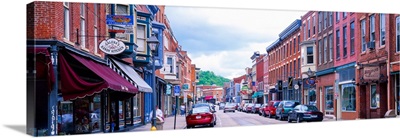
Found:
<box><xmin>150</xmin><ymin>105</ymin><xmax>165</xmax><ymax>130</ymax></box>
<box><xmin>180</xmin><ymin>104</ymin><xmax>186</xmax><ymax>116</ymax></box>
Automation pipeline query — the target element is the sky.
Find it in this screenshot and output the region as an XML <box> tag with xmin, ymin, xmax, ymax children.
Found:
<box><xmin>164</xmin><ymin>6</ymin><xmax>307</xmax><ymax>80</ymax></box>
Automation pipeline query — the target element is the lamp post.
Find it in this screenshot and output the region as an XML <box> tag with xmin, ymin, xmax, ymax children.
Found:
<box><xmin>147</xmin><ymin>33</ymin><xmax>159</xmax><ymax>131</ymax></box>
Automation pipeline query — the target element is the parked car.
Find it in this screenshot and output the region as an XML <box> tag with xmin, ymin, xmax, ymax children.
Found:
<box><xmin>263</xmin><ymin>100</ymin><xmax>281</xmax><ymax>118</ymax></box>
<box><xmin>223</xmin><ymin>103</ymin><xmax>236</xmax><ymax>113</ymax></box>
<box><xmin>275</xmin><ymin>100</ymin><xmax>300</xmax><ymax>120</ymax></box>
<box><xmin>245</xmin><ymin>103</ymin><xmax>254</xmax><ymax>113</ymax></box>
<box><xmin>288</xmin><ymin>105</ymin><xmax>324</xmax><ymax>123</ymax></box>
<box><xmin>186</xmin><ymin>106</ymin><xmax>217</xmax><ymax>128</ymax></box>
<box><xmin>251</xmin><ymin>103</ymin><xmax>262</xmax><ymax>114</ymax></box>
<box><xmin>239</xmin><ymin>103</ymin><xmax>248</xmax><ymax>112</ymax></box>
<box><xmin>259</xmin><ymin>104</ymin><xmax>268</xmax><ymax>116</ymax></box>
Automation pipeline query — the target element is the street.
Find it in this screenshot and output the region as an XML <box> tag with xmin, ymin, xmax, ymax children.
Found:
<box><xmin>187</xmin><ymin>106</ymin><xmax>335</xmax><ymax>129</ymax></box>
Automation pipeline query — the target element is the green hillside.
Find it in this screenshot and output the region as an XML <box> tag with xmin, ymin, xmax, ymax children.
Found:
<box><xmin>197</xmin><ymin>70</ymin><xmax>230</xmax><ymax>87</ymax></box>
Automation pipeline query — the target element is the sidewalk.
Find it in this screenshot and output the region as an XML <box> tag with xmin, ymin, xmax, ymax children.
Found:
<box><xmin>129</xmin><ymin>115</ymin><xmax>187</xmax><ymax>132</ymax></box>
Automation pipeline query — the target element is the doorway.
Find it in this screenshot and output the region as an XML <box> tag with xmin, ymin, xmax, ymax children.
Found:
<box><xmin>359</xmin><ymin>86</ymin><xmax>367</xmax><ymax>119</ymax></box>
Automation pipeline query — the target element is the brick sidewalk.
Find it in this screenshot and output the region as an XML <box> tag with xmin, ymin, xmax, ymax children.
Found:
<box><xmin>129</xmin><ymin>115</ymin><xmax>187</xmax><ymax>132</ymax></box>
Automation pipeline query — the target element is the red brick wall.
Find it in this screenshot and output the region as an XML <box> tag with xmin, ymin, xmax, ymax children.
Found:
<box><xmin>334</xmin><ymin>12</ymin><xmax>359</xmax><ymax>67</ymax></box>
<box><xmin>389</xmin><ymin>14</ymin><xmax>400</xmax><ymax>70</ymax></box>
<box><xmin>28</xmin><ymin>1</ymin><xmax>107</xmax><ymax>58</ymax></box>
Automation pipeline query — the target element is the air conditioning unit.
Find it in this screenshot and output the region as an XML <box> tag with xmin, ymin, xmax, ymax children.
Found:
<box><xmin>367</xmin><ymin>41</ymin><xmax>375</xmax><ymax>50</ymax></box>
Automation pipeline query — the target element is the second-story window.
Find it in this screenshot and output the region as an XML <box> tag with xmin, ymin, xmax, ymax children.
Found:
<box><xmin>324</xmin><ymin>36</ymin><xmax>328</xmax><ymax>63</ymax></box>
<box><xmin>350</xmin><ymin>22</ymin><xmax>355</xmax><ymax>55</ymax></box>
<box><xmin>307</xmin><ymin>47</ymin><xmax>314</xmax><ymax>64</ymax></box>
<box><xmin>380</xmin><ymin>14</ymin><xmax>386</xmax><ymax>46</ymax></box>
<box><xmin>313</xmin><ymin>16</ymin><xmax>316</xmax><ymax>35</ymax></box>
<box><xmin>63</xmin><ymin>2</ymin><xmax>70</xmax><ymax>40</ymax></box>
<box><xmin>396</xmin><ymin>16</ymin><xmax>400</xmax><ymax>52</ymax></box>
<box><xmin>80</xmin><ymin>3</ymin><xmax>86</xmax><ymax>49</ymax></box>
<box><xmin>94</xmin><ymin>4</ymin><xmax>99</xmax><ymax>55</ymax></box>
<box><xmin>167</xmin><ymin>57</ymin><xmax>174</xmax><ymax>73</ymax></box>
<box><xmin>329</xmin><ymin>33</ymin><xmax>333</xmax><ymax>61</ymax></box>
<box><xmin>370</xmin><ymin>14</ymin><xmax>376</xmax><ymax>43</ymax></box>
<box><xmin>136</xmin><ymin>24</ymin><xmax>146</xmax><ymax>52</ymax></box>
<box><xmin>361</xmin><ymin>19</ymin><xmax>367</xmax><ymax>52</ymax></box>
<box><xmin>343</xmin><ymin>26</ymin><xmax>347</xmax><ymax>57</ymax></box>
<box><xmin>336</xmin><ymin>29</ymin><xmax>340</xmax><ymax>59</ymax></box>
<box><xmin>318</xmin><ymin>39</ymin><xmax>322</xmax><ymax>65</ymax></box>
<box><xmin>308</xmin><ymin>19</ymin><xmax>310</xmax><ymax>38</ymax></box>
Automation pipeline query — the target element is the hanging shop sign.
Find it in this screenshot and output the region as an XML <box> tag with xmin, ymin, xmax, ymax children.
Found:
<box><xmin>99</xmin><ymin>38</ymin><xmax>126</xmax><ymax>55</ymax></box>
<box><xmin>106</xmin><ymin>15</ymin><xmax>134</xmax><ymax>25</ymax></box>
<box><xmin>364</xmin><ymin>66</ymin><xmax>380</xmax><ymax>80</ymax></box>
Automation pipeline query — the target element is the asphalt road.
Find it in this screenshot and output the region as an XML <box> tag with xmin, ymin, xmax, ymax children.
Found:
<box><xmin>187</xmin><ymin>106</ymin><xmax>334</xmax><ymax>129</ymax></box>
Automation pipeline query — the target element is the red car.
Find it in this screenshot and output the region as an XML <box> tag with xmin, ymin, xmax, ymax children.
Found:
<box><xmin>263</xmin><ymin>101</ymin><xmax>281</xmax><ymax>118</ymax></box>
<box><xmin>186</xmin><ymin>106</ymin><xmax>217</xmax><ymax>128</ymax></box>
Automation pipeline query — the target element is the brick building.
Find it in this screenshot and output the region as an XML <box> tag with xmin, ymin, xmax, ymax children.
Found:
<box><xmin>267</xmin><ymin>19</ymin><xmax>301</xmax><ymax>101</ymax></box>
<box><xmin>389</xmin><ymin>14</ymin><xmax>400</xmax><ymax>116</ymax></box>
<box><xmin>314</xmin><ymin>11</ymin><xmax>335</xmax><ymax>118</ymax></box>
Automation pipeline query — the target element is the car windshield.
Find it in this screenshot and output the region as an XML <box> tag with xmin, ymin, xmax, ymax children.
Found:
<box><xmin>284</xmin><ymin>101</ymin><xmax>297</xmax><ymax>108</ymax></box>
<box><xmin>304</xmin><ymin>105</ymin><xmax>319</xmax><ymax>111</ymax></box>
<box><xmin>192</xmin><ymin>107</ymin><xmax>210</xmax><ymax>114</ymax></box>
<box><xmin>248</xmin><ymin>104</ymin><xmax>254</xmax><ymax>106</ymax></box>
<box><xmin>193</xmin><ymin>104</ymin><xmax>209</xmax><ymax>108</ymax></box>
<box><xmin>226</xmin><ymin>103</ymin><xmax>236</xmax><ymax>107</ymax></box>
<box><xmin>273</xmin><ymin>102</ymin><xmax>280</xmax><ymax>107</ymax></box>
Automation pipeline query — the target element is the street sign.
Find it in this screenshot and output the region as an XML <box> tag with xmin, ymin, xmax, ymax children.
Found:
<box><xmin>106</xmin><ymin>15</ymin><xmax>134</xmax><ymax>25</ymax></box>
<box><xmin>174</xmin><ymin>85</ymin><xmax>180</xmax><ymax>96</ymax></box>
<box><xmin>184</xmin><ymin>92</ymin><xmax>187</xmax><ymax>102</ymax></box>
<box><xmin>99</xmin><ymin>38</ymin><xmax>126</xmax><ymax>55</ymax></box>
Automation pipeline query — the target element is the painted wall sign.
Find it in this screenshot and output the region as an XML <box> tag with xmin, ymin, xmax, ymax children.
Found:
<box><xmin>106</xmin><ymin>15</ymin><xmax>134</xmax><ymax>25</ymax></box>
<box><xmin>364</xmin><ymin>66</ymin><xmax>380</xmax><ymax>80</ymax></box>
<box><xmin>99</xmin><ymin>38</ymin><xmax>126</xmax><ymax>55</ymax></box>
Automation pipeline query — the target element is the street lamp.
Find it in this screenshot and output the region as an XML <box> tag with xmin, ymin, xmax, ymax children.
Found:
<box><xmin>148</xmin><ymin>33</ymin><xmax>159</xmax><ymax>131</ymax></box>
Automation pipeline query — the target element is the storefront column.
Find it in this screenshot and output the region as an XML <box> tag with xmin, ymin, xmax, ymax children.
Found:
<box><xmin>48</xmin><ymin>45</ymin><xmax>59</xmax><ymax>136</ymax></box>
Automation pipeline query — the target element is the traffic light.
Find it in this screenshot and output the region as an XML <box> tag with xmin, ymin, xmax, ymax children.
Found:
<box><xmin>288</xmin><ymin>77</ymin><xmax>293</xmax><ymax>90</ymax></box>
<box><xmin>277</xmin><ymin>80</ymin><xmax>283</xmax><ymax>91</ymax></box>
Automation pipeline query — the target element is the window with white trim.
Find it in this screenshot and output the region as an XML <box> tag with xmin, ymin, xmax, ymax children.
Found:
<box><xmin>350</xmin><ymin>22</ymin><xmax>355</xmax><ymax>55</ymax></box>
<box><xmin>307</xmin><ymin>46</ymin><xmax>314</xmax><ymax>64</ymax></box>
<box><xmin>370</xmin><ymin>14</ymin><xmax>375</xmax><ymax>43</ymax></box>
<box><xmin>397</xmin><ymin>16</ymin><xmax>400</xmax><ymax>52</ymax></box>
<box><xmin>115</xmin><ymin>4</ymin><xmax>129</xmax><ymax>41</ymax></box>
<box><xmin>380</xmin><ymin>14</ymin><xmax>386</xmax><ymax>46</ymax></box>
<box><xmin>329</xmin><ymin>34</ymin><xmax>333</xmax><ymax>61</ymax></box>
<box><xmin>136</xmin><ymin>24</ymin><xmax>146</xmax><ymax>52</ymax></box>
<box><xmin>63</xmin><ymin>2</ymin><xmax>70</xmax><ymax>40</ymax></box>
<box><xmin>361</xmin><ymin>19</ymin><xmax>367</xmax><ymax>52</ymax></box>
<box><xmin>94</xmin><ymin>4</ymin><xmax>99</xmax><ymax>54</ymax></box>
<box><xmin>80</xmin><ymin>3</ymin><xmax>86</xmax><ymax>49</ymax></box>
<box><xmin>325</xmin><ymin>86</ymin><xmax>334</xmax><ymax>111</ymax></box>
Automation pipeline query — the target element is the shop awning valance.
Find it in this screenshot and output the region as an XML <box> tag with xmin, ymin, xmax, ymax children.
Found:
<box><xmin>109</xmin><ymin>58</ymin><xmax>153</xmax><ymax>93</ymax></box>
<box><xmin>59</xmin><ymin>51</ymin><xmax>138</xmax><ymax>101</ymax></box>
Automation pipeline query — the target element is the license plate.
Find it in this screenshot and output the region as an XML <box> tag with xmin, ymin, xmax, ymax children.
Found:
<box><xmin>311</xmin><ymin>115</ymin><xmax>317</xmax><ymax>118</ymax></box>
<box><xmin>196</xmin><ymin>116</ymin><xmax>201</xmax><ymax>119</ymax></box>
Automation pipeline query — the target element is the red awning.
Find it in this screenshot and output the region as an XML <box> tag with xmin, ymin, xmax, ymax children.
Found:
<box><xmin>205</xmin><ymin>96</ymin><xmax>213</xmax><ymax>100</ymax></box>
<box><xmin>59</xmin><ymin>51</ymin><xmax>138</xmax><ymax>101</ymax></box>
<box><xmin>27</xmin><ymin>47</ymin><xmax>55</xmax><ymax>92</ymax></box>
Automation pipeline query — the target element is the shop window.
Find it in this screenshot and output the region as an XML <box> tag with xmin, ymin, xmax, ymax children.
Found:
<box><xmin>133</xmin><ymin>93</ymin><xmax>142</xmax><ymax>125</ymax></box>
<box><xmin>341</xmin><ymin>84</ymin><xmax>356</xmax><ymax>111</ymax></box>
<box><xmin>118</xmin><ymin>101</ymin><xmax>124</xmax><ymax>128</ymax></box>
<box><xmin>90</xmin><ymin>94</ymin><xmax>101</xmax><ymax>132</ymax></box>
<box><xmin>325</xmin><ymin>87</ymin><xmax>334</xmax><ymax>111</ymax></box>
<box><xmin>370</xmin><ymin>84</ymin><xmax>379</xmax><ymax>108</ymax></box>
<box><xmin>58</xmin><ymin>101</ymin><xmax>73</xmax><ymax>135</ymax></box>
<box><xmin>125</xmin><ymin>99</ymin><xmax>132</xmax><ymax>125</ymax></box>
<box><xmin>74</xmin><ymin>97</ymin><xmax>90</xmax><ymax>134</ymax></box>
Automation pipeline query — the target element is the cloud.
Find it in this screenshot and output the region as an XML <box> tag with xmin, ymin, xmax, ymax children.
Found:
<box><xmin>164</xmin><ymin>6</ymin><xmax>306</xmax><ymax>80</ymax></box>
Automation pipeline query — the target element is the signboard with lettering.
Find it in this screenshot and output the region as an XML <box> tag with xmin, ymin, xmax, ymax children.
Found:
<box><xmin>288</xmin><ymin>77</ymin><xmax>293</xmax><ymax>90</ymax></box>
<box><xmin>277</xmin><ymin>80</ymin><xmax>283</xmax><ymax>91</ymax></box>
<box><xmin>174</xmin><ymin>85</ymin><xmax>180</xmax><ymax>96</ymax></box>
<box><xmin>106</xmin><ymin>15</ymin><xmax>134</xmax><ymax>25</ymax></box>
<box><xmin>99</xmin><ymin>38</ymin><xmax>126</xmax><ymax>55</ymax></box>
<box><xmin>364</xmin><ymin>66</ymin><xmax>380</xmax><ymax>80</ymax></box>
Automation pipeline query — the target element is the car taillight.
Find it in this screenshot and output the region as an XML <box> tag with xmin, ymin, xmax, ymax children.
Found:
<box><xmin>282</xmin><ymin>109</ymin><xmax>284</xmax><ymax>112</ymax></box>
<box><xmin>305</xmin><ymin>111</ymin><xmax>312</xmax><ymax>114</ymax></box>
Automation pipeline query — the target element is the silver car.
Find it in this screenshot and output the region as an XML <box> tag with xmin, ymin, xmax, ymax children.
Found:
<box><xmin>223</xmin><ymin>103</ymin><xmax>236</xmax><ymax>113</ymax></box>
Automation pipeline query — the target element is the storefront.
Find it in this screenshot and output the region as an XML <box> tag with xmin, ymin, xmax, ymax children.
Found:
<box><xmin>357</xmin><ymin>62</ymin><xmax>389</xmax><ymax>119</ymax></box>
<box><xmin>336</xmin><ymin>62</ymin><xmax>357</xmax><ymax>120</ymax></box>
<box><xmin>55</xmin><ymin>48</ymin><xmax>139</xmax><ymax>134</ymax></box>
<box><xmin>393</xmin><ymin>72</ymin><xmax>400</xmax><ymax>116</ymax></box>
<box><xmin>316</xmin><ymin>68</ymin><xmax>335</xmax><ymax>115</ymax></box>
